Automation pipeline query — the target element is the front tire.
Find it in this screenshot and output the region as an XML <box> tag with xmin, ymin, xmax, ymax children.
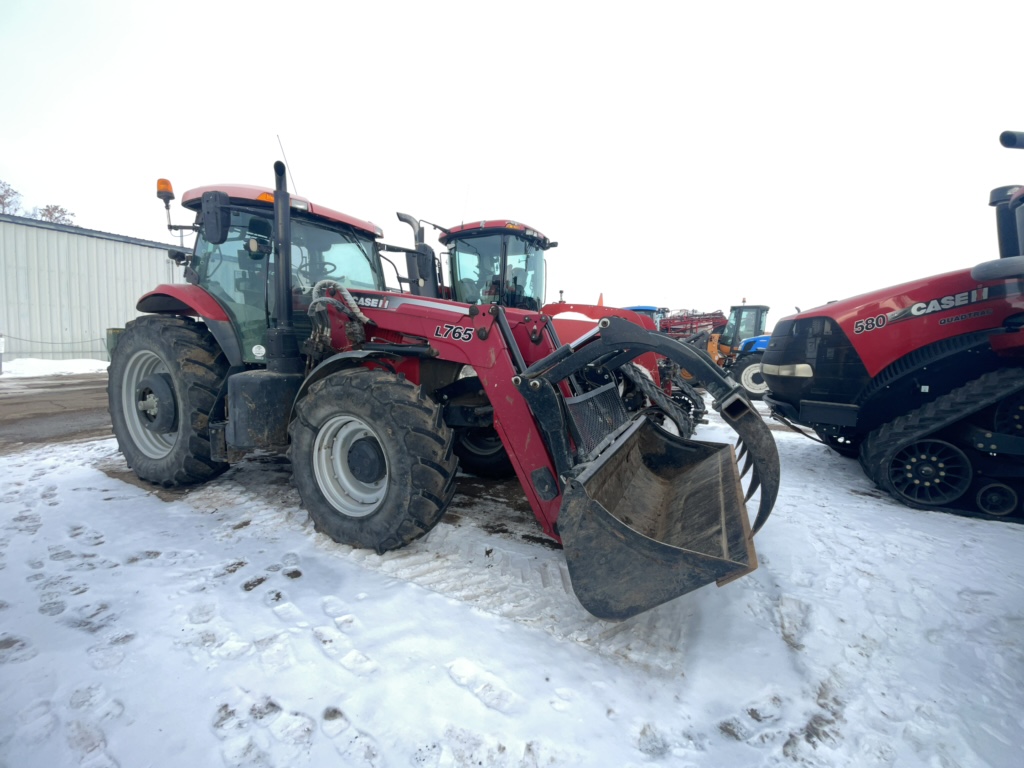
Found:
<box><xmin>289</xmin><ymin>368</ymin><xmax>458</xmax><ymax>553</ymax></box>
<box><xmin>107</xmin><ymin>315</ymin><xmax>229</xmax><ymax>487</ymax></box>
<box><xmin>731</xmin><ymin>354</ymin><xmax>768</xmax><ymax>400</ymax></box>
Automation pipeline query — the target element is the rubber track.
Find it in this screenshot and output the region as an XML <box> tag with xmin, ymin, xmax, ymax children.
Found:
<box><xmin>859</xmin><ymin>367</ymin><xmax>1024</xmax><ymax>518</ymax></box>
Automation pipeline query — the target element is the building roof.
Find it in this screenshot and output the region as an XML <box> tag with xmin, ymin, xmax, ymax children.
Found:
<box><xmin>0</xmin><ymin>212</ymin><xmax>183</xmax><ymax>251</ymax></box>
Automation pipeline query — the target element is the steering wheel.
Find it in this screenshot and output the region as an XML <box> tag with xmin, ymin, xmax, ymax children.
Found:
<box><xmin>297</xmin><ymin>262</ymin><xmax>337</xmax><ymax>281</ymax></box>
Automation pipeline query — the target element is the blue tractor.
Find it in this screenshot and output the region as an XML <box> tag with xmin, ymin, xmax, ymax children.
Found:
<box><xmin>630</xmin><ymin>304</ymin><xmax>772</xmax><ymax>401</ymax></box>
<box><xmin>730</xmin><ymin>333</ymin><xmax>771</xmax><ymax>400</ymax></box>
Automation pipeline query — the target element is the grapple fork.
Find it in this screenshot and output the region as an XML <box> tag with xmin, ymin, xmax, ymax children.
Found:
<box><xmin>516</xmin><ymin>316</ymin><xmax>780</xmax><ymax>620</ymax></box>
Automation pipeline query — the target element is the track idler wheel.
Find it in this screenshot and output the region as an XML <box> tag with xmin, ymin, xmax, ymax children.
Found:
<box><xmin>975</xmin><ymin>483</ymin><xmax>1019</xmax><ymax>516</ymax></box>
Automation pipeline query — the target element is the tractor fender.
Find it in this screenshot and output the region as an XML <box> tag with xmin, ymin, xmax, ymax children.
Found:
<box><xmin>136</xmin><ymin>284</ymin><xmax>243</xmax><ymax>367</ymax></box>
<box><xmin>292</xmin><ymin>350</ymin><xmax>398</xmax><ymax>413</ymax></box>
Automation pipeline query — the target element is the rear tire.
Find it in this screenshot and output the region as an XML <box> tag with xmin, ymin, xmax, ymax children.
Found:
<box><xmin>289</xmin><ymin>368</ymin><xmax>458</xmax><ymax>553</ymax></box>
<box><xmin>107</xmin><ymin>315</ymin><xmax>229</xmax><ymax>487</ymax></box>
<box><xmin>453</xmin><ymin>427</ymin><xmax>515</xmax><ymax>479</ymax></box>
<box><xmin>731</xmin><ymin>354</ymin><xmax>767</xmax><ymax>400</ymax></box>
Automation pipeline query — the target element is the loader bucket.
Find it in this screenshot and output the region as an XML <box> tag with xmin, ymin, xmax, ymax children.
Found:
<box><xmin>558</xmin><ymin>416</ymin><xmax>756</xmax><ymax>621</ymax></box>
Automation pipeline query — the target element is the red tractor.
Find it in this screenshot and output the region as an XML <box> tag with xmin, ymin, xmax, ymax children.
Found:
<box><xmin>762</xmin><ymin>132</ymin><xmax>1024</xmax><ymax>520</ymax></box>
<box><xmin>108</xmin><ymin>163</ymin><xmax>779</xmax><ymax>620</ymax></box>
<box><xmin>395</xmin><ymin>215</ymin><xmax>702</xmax><ymax>476</ymax></box>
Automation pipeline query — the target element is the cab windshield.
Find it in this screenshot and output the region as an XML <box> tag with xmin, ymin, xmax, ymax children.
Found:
<box><xmin>449</xmin><ymin>233</ymin><xmax>545</xmax><ymax>310</ymax></box>
<box><xmin>721</xmin><ymin>307</ymin><xmax>767</xmax><ymax>348</ymax></box>
<box><xmin>193</xmin><ymin>207</ymin><xmax>383</xmax><ymax>362</ymax></box>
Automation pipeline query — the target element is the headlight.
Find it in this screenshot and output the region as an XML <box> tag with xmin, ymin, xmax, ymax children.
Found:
<box><xmin>761</xmin><ymin>363</ymin><xmax>813</xmax><ymax>378</ymax></box>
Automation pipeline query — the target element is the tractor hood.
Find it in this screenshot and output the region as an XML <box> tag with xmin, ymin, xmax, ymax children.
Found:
<box><xmin>769</xmin><ymin>265</ymin><xmax>1024</xmax><ymax>379</ymax></box>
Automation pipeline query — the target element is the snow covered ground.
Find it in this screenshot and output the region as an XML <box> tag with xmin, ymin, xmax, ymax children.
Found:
<box><xmin>0</xmin><ymin>358</ymin><xmax>109</xmax><ymax>379</ymax></box>
<box><xmin>1</xmin><ymin>361</ymin><xmax>1022</xmax><ymax>767</ymax></box>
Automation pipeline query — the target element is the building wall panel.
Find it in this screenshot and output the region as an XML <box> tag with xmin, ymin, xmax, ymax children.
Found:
<box><xmin>1</xmin><ymin>216</ymin><xmax>184</xmax><ymax>361</ymax></box>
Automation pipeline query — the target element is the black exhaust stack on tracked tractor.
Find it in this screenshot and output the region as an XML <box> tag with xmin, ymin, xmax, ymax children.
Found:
<box><xmin>991</xmin><ymin>132</ymin><xmax>1024</xmax><ymax>259</ymax></box>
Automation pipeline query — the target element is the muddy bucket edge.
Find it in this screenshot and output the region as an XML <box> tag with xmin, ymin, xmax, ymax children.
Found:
<box><xmin>558</xmin><ymin>420</ymin><xmax>759</xmax><ymax>621</ymax></box>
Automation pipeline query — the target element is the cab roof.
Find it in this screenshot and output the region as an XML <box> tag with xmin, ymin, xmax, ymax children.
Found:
<box><xmin>181</xmin><ymin>184</ymin><xmax>383</xmax><ymax>238</ymax></box>
<box><xmin>439</xmin><ymin>219</ymin><xmax>553</xmax><ymax>248</ymax></box>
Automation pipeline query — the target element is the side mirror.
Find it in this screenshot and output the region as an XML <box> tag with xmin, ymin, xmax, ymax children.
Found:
<box><xmin>200</xmin><ymin>191</ymin><xmax>231</xmax><ymax>245</ymax></box>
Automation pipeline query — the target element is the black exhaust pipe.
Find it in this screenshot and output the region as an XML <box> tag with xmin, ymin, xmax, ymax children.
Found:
<box><xmin>266</xmin><ymin>161</ymin><xmax>303</xmax><ymax>373</ymax></box>
<box><xmin>396</xmin><ymin>212</ymin><xmax>440</xmax><ymax>298</ymax></box>
<box><xmin>992</xmin><ymin>133</ymin><xmax>1024</xmax><ymax>258</ymax></box>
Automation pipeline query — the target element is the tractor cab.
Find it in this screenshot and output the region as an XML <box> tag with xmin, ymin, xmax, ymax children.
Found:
<box><xmin>439</xmin><ymin>220</ymin><xmax>556</xmax><ymax>311</ymax></box>
<box><xmin>716</xmin><ymin>304</ymin><xmax>770</xmax><ymax>360</ymax></box>
<box><xmin>165</xmin><ymin>182</ymin><xmax>386</xmax><ymax>364</ymax></box>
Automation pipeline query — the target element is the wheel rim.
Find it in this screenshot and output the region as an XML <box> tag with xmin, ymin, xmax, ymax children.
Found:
<box><xmin>121</xmin><ymin>349</ymin><xmax>176</xmax><ymax>460</ymax></box>
<box><xmin>457</xmin><ymin>429</ymin><xmax>505</xmax><ymax>458</ymax></box>
<box><xmin>994</xmin><ymin>392</ymin><xmax>1024</xmax><ymax>435</ymax></box>
<box><xmin>887</xmin><ymin>439</ymin><xmax>972</xmax><ymax>506</ymax></box>
<box><xmin>975</xmin><ymin>483</ymin><xmax>1018</xmax><ymax>516</ymax></box>
<box><xmin>313</xmin><ymin>415</ymin><xmax>388</xmax><ymax>518</ymax></box>
<box><xmin>739</xmin><ymin>363</ymin><xmax>767</xmax><ymax>396</ymax></box>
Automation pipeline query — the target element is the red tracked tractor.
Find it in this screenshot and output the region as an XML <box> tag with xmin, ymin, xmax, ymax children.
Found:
<box><xmin>107</xmin><ymin>163</ymin><xmax>780</xmax><ymax>620</ymax></box>
<box><xmin>762</xmin><ymin>132</ymin><xmax>1024</xmax><ymax>521</ymax></box>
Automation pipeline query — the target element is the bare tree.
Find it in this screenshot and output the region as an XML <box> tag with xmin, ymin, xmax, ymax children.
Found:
<box><xmin>33</xmin><ymin>205</ymin><xmax>76</xmax><ymax>225</ymax></box>
<box><xmin>1</xmin><ymin>179</ymin><xmax>76</xmax><ymax>224</ymax></box>
<box><xmin>0</xmin><ymin>179</ymin><xmax>22</xmax><ymax>215</ymax></box>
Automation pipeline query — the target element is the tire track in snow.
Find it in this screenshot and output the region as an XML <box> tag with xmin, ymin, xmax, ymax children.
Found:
<box><xmin>169</xmin><ymin>459</ymin><xmax>702</xmax><ymax>671</ymax></box>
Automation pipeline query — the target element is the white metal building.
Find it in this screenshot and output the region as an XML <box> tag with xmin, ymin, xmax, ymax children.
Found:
<box><xmin>0</xmin><ymin>213</ymin><xmax>186</xmax><ymax>361</ymax></box>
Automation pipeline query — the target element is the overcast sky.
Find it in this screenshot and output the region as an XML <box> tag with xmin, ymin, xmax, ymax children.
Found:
<box><xmin>3</xmin><ymin>1</ymin><xmax>1023</xmax><ymax>327</ymax></box>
